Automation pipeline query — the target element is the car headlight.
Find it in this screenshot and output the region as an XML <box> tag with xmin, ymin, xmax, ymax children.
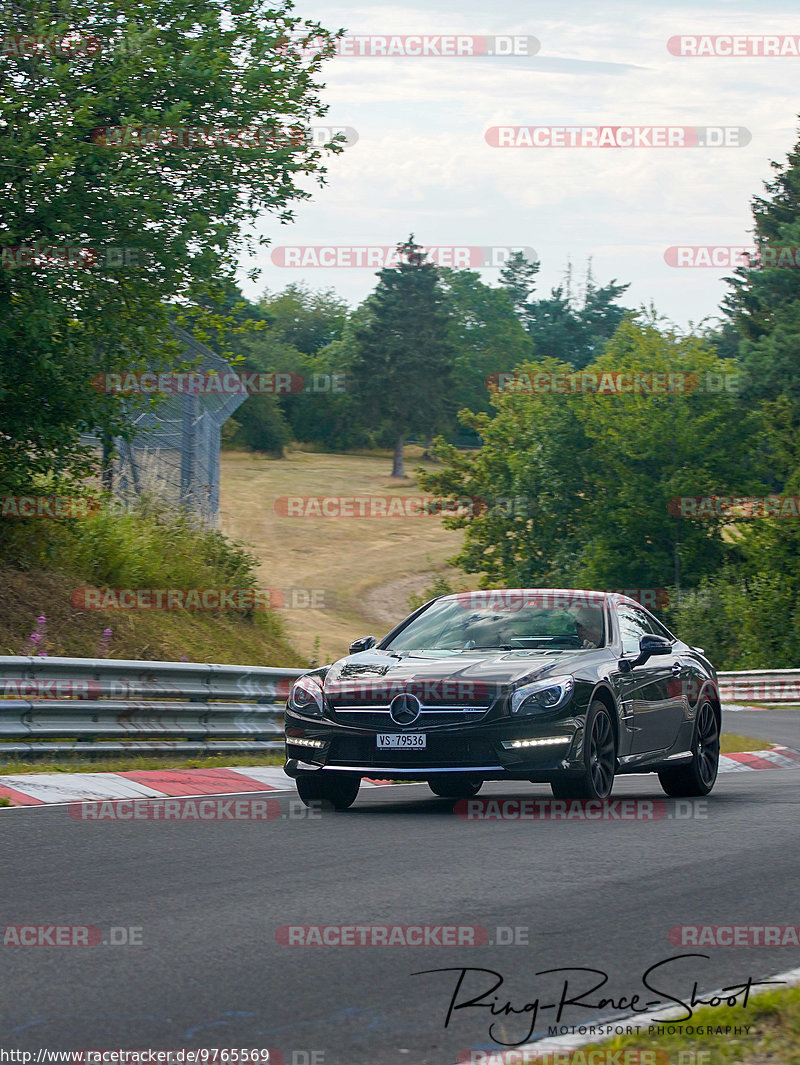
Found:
<box><xmin>288</xmin><ymin>676</ymin><xmax>325</xmax><ymax>717</ymax></box>
<box><xmin>510</xmin><ymin>675</ymin><xmax>574</xmax><ymax>714</ymax></box>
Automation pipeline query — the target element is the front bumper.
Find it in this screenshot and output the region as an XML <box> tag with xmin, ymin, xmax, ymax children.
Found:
<box><xmin>284</xmin><ymin>707</ymin><xmax>587</xmax><ymax>782</ymax></box>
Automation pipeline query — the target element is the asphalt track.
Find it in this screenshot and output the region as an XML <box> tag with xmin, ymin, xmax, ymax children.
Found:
<box><xmin>1</xmin><ymin>708</ymin><xmax>799</xmax><ymax>1065</ymax></box>
<box><xmin>724</xmin><ymin>704</ymin><xmax>800</xmax><ymax>747</ymax></box>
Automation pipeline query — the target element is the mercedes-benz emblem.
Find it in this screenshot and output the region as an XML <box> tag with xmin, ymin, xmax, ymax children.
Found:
<box><xmin>389</xmin><ymin>692</ymin><xmax>422</xmax><ymax>725</ymax></box>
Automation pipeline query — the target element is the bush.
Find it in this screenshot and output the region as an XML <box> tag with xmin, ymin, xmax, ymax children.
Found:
<box><xmin>1</xmin><ymin>492</ymin><xmax>259</xmax><ymax>597</ymax></box>
<box><xmin>407</xmin><ymin>575</ymin><xmax>455</xmax><ymax>613</ymax></box>
<box><xmin>665</xmin><ymin>571</ymin><xmax>800</xmax><ymax>669</ymax></box>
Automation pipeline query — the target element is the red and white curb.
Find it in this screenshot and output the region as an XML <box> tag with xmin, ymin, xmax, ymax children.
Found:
<box><xmin>0</xmin><ymin>766</ymin><xmax>396</xmax><ymax>807</ymax></box>
<box><xmin>719</xmin><ymin>745</ymin><xmax>800</xmax><ymax>772</ymax></box>
<box><xmin>724</xmin><ymin>702</ymin><xmax>799</xmax><ymax>710</ymax></box>
<box><xmin>0</xmin><ymin>749</ymin><xmax>798</xmax><ymax>806</ymax></box>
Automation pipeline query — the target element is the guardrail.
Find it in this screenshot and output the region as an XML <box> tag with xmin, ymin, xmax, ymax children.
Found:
<box><xmin>717</xmin><ymin>669</ymin><xmax>800</xmax><ymax>704</ymax></box>
<box><xmin>0</xmin><ymin>658</ymin><xmax>796</xmax><ymax>761</ymax></box>
<box><xmin>0</xmin><ymin>655</ymin><xmax>304</xmax><ymax>758</ymax></box>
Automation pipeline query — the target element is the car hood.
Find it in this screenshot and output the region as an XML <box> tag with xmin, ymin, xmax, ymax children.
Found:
<box><xmin>321</xmin><ymin>648</ymin><xmax>591</xmax><ymax>706</ymax></box>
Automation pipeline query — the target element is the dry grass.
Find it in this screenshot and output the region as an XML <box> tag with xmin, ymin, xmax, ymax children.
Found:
<box><xmin>218</xmin><ymin>445</ymin><xmax>470</xmax><ymax>661</ymax></box>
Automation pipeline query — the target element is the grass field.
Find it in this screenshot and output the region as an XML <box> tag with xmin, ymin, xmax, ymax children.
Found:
<box><xmin>578</xmin><ymin>983</ymin><xmax>800</xmax><ymax>1064</ymax></box>
<box><xmin>218</xmin><ymin>445</ymin><xmax>469</xmax><ymax>662</ymax></box>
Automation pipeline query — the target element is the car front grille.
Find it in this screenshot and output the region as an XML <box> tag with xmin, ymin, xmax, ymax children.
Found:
<box><xmin>326</xmin><ymin>734</ymin><xmax>497</xmax><ymax>768</ymax></box>
<box><xmin>329</xmin><ymin>704</ymin><xmax>493</xmax><ymax>729</ymax></box>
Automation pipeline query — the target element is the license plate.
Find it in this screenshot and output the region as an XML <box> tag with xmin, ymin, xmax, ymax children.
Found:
<box><xmin>377</xmin><ymin>733</ymin><xmax>426</xmax><ymax>749</ymax></box>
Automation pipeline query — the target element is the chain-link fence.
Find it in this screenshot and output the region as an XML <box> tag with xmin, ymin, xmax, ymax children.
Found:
<box><xmin>83</xmin><ymin>328</ymin><xmax>246</xmax><ymax>525</ymax></box>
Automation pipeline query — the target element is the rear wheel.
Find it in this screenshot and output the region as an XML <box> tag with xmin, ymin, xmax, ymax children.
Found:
<box><xmin>658</xmin><ymin>700</ymin><xmax>719</xmax><ymax>797</ymax></box>
<box><xmin>551</xmin><ymin>700</ymin><xmax>616</xmax><ymax>800</ymax></box>
<box><xmin>295</xmin><ymin>771</ymin><xmax>361</xmax><ymax>810</ymax></box>
<box><xmin>428</xmin><ymin>775</ymin><xmax>483</xmax><ymax>799</ymax></box>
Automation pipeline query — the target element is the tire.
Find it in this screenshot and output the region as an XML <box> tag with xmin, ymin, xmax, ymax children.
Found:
<box><xmin>658</xmin><ymin>700</ymin><xmax>719</xmax><ymax>797</ymax></box>
<box><xmin>550</xmin><ymin>700</ymin><xmax>616</xmax><ymax>800</ymax></box>
<box><xmin>295</xmin><ymin>771</ymin><xmax>361</xmax><ymax>810</ymax></box>
<box><xmin>428</xmin><ymin>775</ymin><xmax>483</xmax><ymax>799</ymax></box>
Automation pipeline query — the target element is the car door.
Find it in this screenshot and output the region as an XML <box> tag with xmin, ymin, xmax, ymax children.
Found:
<box><xmin>616</xmin><ymin>603</ymin><xmax>684</xmax><ymax>754</ymax></box>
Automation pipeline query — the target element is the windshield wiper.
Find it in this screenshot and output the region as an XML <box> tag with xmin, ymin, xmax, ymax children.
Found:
<box><xmin>465</xmin><ymin>645</ymin><xmax>515</xmax><ymax>651</ymax></box>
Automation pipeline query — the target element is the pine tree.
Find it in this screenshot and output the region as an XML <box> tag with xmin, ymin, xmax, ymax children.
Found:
<box><xmin>350</xmin><ymin>236</ymin><xmax>456</xmax><ymax>477</ymax></box>
<box><xmin>723</xmin><ymin>125</ymin><xmax>800</xmax><ymax>436</ymax></box>
<box><xmin>498</xmin><ymin>251</ymin><xmax>540</xmax><ymax>327</ymax></box>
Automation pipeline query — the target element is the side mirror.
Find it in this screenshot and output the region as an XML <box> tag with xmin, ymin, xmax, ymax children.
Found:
<box><xmin>349</xmin><ymin>635</ymin><xmax>377</xmax><ymax>655</ymax></box>
<box><xmin>619</xmin><ymin>633</ymin><xmax>672</xmax><ymax>672</ymax></box>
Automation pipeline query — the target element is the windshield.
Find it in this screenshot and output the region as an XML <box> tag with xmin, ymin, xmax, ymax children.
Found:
<box><xmin>385</xmin><ymin>594</ymin><xmax>606</xmax><ymax>652</ymax></box>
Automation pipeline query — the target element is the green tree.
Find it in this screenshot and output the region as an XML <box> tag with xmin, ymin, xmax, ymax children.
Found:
<box><xmin>437</xmin><ymin>267</ymin><xmax>532</xmax><ymax>431</ymax></box>
<box><xmin>0</xmin><ymin>0</ymin><xmax>341</xmax><ymax>493</ymax></box>
<box><xmin>577</xmin><ymin>265</ymin><xmax>632</xmax><ymax>369</ymax></box>
<box><xmin>717</xmin><ymin>123</ymin><xmax>800</xmax><ymax>603</ymax></box>
<box><xmin>222</xmin><ymin>283</ymin><xmax>354</xmax><ymax>453</ymax></box>
<box><xmin>498</xmin><ymin>250</ymin><xmax>540</xmax><ymax>327</ymax></box>
<box><xmin>255</xmin><ymin>283</ymin><xmax>349</xmax><ymax>355</ymax></box>
<box><xmin>350</xmin><ymin>236</ymin><xmax>456</xmax><ymax>477</ymax></box>
<box><xmin>419</xmin><ymin>315</ymin><xmax>760</xmax><ymax>592</ymax></box>
<box><xmin>499</xmin><ymin>257</ymin><xmax>632</xmax><ymax>369</ymax></box>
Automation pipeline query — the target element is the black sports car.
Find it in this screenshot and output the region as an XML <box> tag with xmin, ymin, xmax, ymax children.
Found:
<box><xmin>284</xmin><ymin>589</ymin><xmax>721</xmax><ymax>809</ymax></box>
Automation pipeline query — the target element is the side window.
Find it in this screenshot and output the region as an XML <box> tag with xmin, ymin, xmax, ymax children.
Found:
<box><xmin>617</xmin><ymin>605</ymin><xmax>654</xmax><ymax>656</ymax></box>
<box><xmin>643</xmin><ymin>610</ymin><xmax>674</xmax><ymax>642</ymax></box>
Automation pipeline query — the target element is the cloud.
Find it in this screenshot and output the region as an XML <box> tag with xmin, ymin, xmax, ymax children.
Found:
<box><xmin>238</xmin><ymin>0</ymin><xmax>800</xmax><ymax>324</ymax></box>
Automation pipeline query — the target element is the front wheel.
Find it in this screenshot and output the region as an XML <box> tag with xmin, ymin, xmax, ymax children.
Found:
<box><xmin>551</xmin><ymin>701</ymin><xmax>616</xmax><ymax>800</ymax></box>
<box><xmin>659</xmin><ymin>701</ymin><xmax>719</xmax><ymax>797</ymax></box>
<box><xmin>295</xmin><ymin>771</ymin><xmax>361</xmax><ymax>810</ymax></box>
<box><xmin>428</xmin><ymin>776</ymin><xmax>483</xmax><ymax>799</ymax></box>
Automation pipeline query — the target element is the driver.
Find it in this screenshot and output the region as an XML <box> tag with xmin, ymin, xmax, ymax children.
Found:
<box><xmin>569</xmin><ymin>605</ymin><xmax>604</xmax><ymax>649</ymax></box>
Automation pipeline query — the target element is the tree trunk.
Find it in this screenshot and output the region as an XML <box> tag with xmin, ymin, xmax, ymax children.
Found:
<box><xmin>421</xmin><ymin>432</ymin><xmax>436</xmax><ymax>461</ymax></box>
<box><xmin>391</xmin><ymin>435</ymin><xmax>405</xmax><ymax>478</ymax></box>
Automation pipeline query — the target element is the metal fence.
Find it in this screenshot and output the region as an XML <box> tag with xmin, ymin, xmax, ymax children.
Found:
<box><xmin>717</xmin><ymin>669</ymin><xmax>800</xmax><ymax>704</ymax></box>
<box><xmin>83</xmin><ymin>328</ymin><xmax>246</xmax><ymax>525</ymax></box>
<box><xmin>0</xmin><ymin>656</ymin><xmax>304</xmax><ymax>758</ymax></box>
<box><xmin>0</xmin><ymin>658</ymin><xmax>796</xmax><ymax>762</ymax></box>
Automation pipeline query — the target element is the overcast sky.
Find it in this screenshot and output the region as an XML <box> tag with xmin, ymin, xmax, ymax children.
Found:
<box><xmin>237</xmin><ymin>0</ymin><xmax>800</xmax><ymax>328</ymax></box>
